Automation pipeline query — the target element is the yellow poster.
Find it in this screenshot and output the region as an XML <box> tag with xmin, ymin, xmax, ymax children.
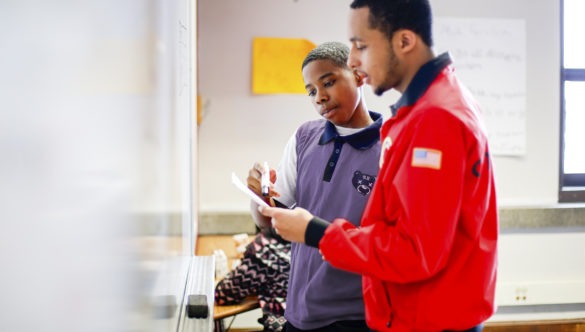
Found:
<box><xmin>252</xmin><ymin>37</ymin><xmax>316</xmax><ymax>94</ymax></box>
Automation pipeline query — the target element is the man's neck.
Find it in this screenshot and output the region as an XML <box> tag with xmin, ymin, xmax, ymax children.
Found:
<box><xmin>397</xmin><ymin>47</ymin><xmax>436</xmax><ymax>93</ymax></box>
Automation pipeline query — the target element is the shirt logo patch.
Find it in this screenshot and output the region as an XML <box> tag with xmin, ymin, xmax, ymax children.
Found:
<box><xmin>379</xmin><ymin>136</ymin><xmax>392</xmax><ymax>168</ymax></box>
<box><xmin>411</xmin><ymin>147</ymin><xmax>442</xmax><ymax>170</ymax></box>
<box><xmin>352</xmin><ymin>170</ymin><xmax>376</xmax><ymax>196</ymax></box>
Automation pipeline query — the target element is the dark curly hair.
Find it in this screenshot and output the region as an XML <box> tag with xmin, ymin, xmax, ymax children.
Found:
<box><xmin>350</xmin><ymin>0</ymin><xmax>433</xmax><ymax>47</ymax></box>
<box><xmin>301</xmin><ymin>41</ymin><xmax>350</xmax><ymax>70</ymax></box>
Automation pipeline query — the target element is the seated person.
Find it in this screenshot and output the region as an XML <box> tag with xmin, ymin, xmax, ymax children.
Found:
<box><xmin>214</xmin><ymin>228</ymin><xmax>290</xmax><ymax>332</ymax></box>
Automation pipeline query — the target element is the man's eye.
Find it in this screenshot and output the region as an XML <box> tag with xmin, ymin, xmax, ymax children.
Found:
<box><xmin>307</xmin><ymin>89</ymin><xmax>316</xmax><ymax>97</ymax></box>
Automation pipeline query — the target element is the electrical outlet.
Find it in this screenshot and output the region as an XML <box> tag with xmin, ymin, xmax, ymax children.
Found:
<box><xmin>514</xmin><ymin>287</ymin><xmax>528</xmax><ymax>303</ymax></box>
<box><xmin>496</xmin><ymin>281</ymin><xmax>585</xmax><ymax>306</ymax></box>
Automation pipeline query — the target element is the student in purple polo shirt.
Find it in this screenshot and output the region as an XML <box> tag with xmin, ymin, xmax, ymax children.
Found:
<box><xmin>246</xmin><ymin>41</ymin><xmax>382</xmax><ymax>332</ymax></box>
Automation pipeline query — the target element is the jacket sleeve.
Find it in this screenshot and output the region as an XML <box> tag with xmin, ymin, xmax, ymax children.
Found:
<box><xmin>319</xmin><ymin>109</ymin><xmax>468</xmax><ymax>283</ymax></box>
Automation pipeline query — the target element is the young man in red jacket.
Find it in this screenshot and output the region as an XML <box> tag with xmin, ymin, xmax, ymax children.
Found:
<box><xmin>259</xmin><ymin>0</ymin><xmax>498</xmax><ymax>331</ymax></box>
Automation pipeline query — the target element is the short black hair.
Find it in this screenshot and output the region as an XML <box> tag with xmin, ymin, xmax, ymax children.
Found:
<box><xmin>302</xmin><ymin>41</ymin><xmax>350</xmax><ymax>70</ymax></box>
<box><xmin>350</xmin><ymin>0</ymin><xmax>433</xmax><ymax>47</ymax></box>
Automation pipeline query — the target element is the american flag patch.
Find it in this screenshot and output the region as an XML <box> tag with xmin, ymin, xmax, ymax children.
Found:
<box><xmin>411</xmin><ymin>147</ymin><xmax>442</xmax><ymax>169</ymax></box>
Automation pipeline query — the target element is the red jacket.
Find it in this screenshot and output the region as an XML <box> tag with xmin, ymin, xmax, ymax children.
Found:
<box><xmin>318</xmin><ymin>55</ymin><xmax>498</xmax><ymax>331</ymax></box>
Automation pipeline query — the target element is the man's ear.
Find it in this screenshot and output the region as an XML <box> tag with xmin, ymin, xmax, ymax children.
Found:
<box><xmin>394</xmin><ymin>30</ymin><xmax>417</xmax><ymax>54</ymax></box>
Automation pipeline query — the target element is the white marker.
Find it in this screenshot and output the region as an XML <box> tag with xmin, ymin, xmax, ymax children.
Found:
<box><xmin>261</xmin><ymin>161</ymin><xmax>270</xmax><ymax>197</ymax></box>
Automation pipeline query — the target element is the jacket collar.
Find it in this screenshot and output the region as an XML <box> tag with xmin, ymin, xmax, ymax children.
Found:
<box><xmin>390</xmin><ymin>52</ymin><xmax>452</xmax><ymax>116</ymax></box>
<box><xmin>318</xmin><ymin>111</ymin><xmax>383</xmax><ymax>150</ymax></box>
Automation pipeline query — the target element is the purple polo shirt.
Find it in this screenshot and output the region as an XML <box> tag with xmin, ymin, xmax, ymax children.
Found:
<box><xmin>285</xmin><ymin>112</ymin><xmax>382</xmax><ymax>329</ymax></box>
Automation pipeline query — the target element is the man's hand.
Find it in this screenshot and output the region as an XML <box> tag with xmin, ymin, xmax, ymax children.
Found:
<box><xmin>258</xmin><ymin>206</ymin><xmax>313</xmax><ymax>243</ymax></box>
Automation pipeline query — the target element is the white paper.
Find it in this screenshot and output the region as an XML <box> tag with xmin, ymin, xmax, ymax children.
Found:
<box><xmin>435</xmin><ymin>17</ymin><xmax>526</xmax><ymax>156</ymax></box>
<box><xmin>231</xmin><ymin>172</ymin><xmax>269</xmax><ymax>207</ymax></box>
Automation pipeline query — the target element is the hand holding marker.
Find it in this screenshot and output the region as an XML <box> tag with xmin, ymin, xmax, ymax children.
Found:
<box><xmin>261</xmin><ymin>161</ymin><xmax>270</xmax><ymax>197</ymax></box>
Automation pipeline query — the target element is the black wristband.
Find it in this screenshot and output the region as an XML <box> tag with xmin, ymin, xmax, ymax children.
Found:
<box><xmin>305</xmin><ymin>216</ymin><xmax>330</xmax><ymax>248</ymax></box>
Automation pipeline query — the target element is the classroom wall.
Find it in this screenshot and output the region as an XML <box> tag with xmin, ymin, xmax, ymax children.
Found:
<box><xmin>197</xmin><ymin>0</ymin><xmax>561</xmax><ymax>212</ymax></box>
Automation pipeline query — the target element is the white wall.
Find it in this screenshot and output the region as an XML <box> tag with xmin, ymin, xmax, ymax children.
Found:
<box><xmin>197</xmin><ymin>0</ymin><xmax>560</xmax><ymax>212</ymax></box>
<box><xmin>496</xmin><ymin>232</ymin><xmax>585</xmax><ymax>307</ymax></box>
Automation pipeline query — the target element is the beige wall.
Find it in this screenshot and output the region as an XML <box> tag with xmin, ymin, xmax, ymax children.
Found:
<box><xmin>197</xmin><ymin>0</ymin><xmax>560</xmax><ymax>212</ymax></box>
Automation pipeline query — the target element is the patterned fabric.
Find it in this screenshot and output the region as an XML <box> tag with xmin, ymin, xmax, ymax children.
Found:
<box><xmin>215</xmin><ymin>232</ymin><xmax>291</xmax><ymax>332</ymax></box>
<box><xmin>259</xmin><ymin>313</ymin><xmax>288</xmax><ymax>332</ymax></box>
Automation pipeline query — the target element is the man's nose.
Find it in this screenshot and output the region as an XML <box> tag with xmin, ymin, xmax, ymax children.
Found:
<box><xmin>347</xmin><ymin>49</ymin><xmax>360</xmax><ymax>69</ymax></box>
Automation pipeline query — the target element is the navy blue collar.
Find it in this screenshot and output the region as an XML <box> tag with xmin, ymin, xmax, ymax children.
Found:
<box><xmin>318</xmin><ymin>111</ymin><xmax>383</xmax><ymax>150</ymax></box>
<box><xmin>390</xmin><ymin>52</ymin><xmax>452</xmax><ymax>116</ymax></box>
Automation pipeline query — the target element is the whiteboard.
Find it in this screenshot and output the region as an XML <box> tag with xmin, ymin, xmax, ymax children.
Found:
<box><xmin>435</xmin><ymin>18</ymin><xmax>527</xmax><ymax>156</ymax></box>
<box><xmin>0</xmin><ymin>1</ymin><xmax>198</xmax><ymax>331</ymax></box>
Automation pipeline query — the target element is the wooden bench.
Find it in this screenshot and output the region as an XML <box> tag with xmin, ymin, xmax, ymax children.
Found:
<box><xmin>213</xmin><ymin>296</ymin><xmax>260</xmax><ymax>332</ymax></box>
<box><xmin>196</xmin><ymin>235</ymin><xmax>262</xmax><ymax>332</ymax></box>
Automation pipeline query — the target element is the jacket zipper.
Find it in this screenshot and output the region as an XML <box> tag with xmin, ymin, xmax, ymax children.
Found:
<box><xmin>383</xmin><ymin>284</ymin><xmax>393</xmax><ymax>328</ymax></box>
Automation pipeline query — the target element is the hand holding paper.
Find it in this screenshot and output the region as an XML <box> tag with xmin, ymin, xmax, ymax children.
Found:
<box><xmin>258</xmin><ymin>205</ymin><xmax>313</xmax><ymax>244</ymax></box>
<box><xmin>231</xmin><ymin>172</ymin><xmax>269</xmax><ymax>207</ymax></box>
